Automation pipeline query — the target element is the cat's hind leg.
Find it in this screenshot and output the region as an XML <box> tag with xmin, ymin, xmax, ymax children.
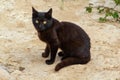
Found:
<box><xmin>58</xmin><ymin>51</ymin><xmax>70</xmax><ymax>60</ymax></box>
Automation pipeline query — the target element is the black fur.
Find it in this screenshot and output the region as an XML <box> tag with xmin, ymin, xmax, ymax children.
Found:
<box><xmin>32</xmin><ymin>7</ymin><xmax>91</xmax><ymax>71</ymax></box>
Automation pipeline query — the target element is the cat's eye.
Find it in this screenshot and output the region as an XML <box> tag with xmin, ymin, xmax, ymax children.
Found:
<box><xmin>35</xmin><ymin>20</ymin><xmax>39</xmax><ymax>24</ymax></box>
<box><xmin>43</xmin><ymin>21</ymin><xmax>47</xmax><ymax>24</ymax></box>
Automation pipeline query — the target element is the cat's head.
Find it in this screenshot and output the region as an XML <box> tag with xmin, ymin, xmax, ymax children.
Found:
<box><xmin>32</xmin><ymin>7</ymin><xmax>53</xmax><ymax>32</ymax></box>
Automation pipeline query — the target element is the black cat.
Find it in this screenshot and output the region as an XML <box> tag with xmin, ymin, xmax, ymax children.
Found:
<box><xmin>32</xmin><ymin>7</ymin><xmax>91</xmax><ymax>71</ymax></box>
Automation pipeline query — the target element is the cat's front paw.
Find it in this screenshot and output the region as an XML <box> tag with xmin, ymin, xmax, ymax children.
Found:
<box><xmin>46</xmin><ymin>60</ymin><xmax>54</xmax><ymax>65</ymax></box>
<box><xmin>42</xmin><ymin>52</ymin><xmax>49</xmax><ymax>58</ymax></box>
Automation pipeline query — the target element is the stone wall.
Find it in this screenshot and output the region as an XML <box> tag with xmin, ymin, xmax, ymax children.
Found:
<box><xmin>89</xmin><ymin>0</ymin><xmax>120</xmax><ymax>11</ymax></box>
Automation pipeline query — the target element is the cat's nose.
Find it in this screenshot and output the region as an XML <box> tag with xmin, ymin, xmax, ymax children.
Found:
<box><xmin>39</xmin><ymin>24</ymin><xmax>43</xmax><ymax>28</ymax></box>
<box><xmin>39</xmin><ymin>24</ymin><xmax>45</xmax><ymax>30</ymax></box>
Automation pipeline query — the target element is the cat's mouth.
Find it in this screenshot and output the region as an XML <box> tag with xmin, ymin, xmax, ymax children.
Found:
<box><xmin>39</xmin><ymin>28</ymin><xmax>46</xmax><ymax>31</ymax></box>
<box><xmin>36</xmin><ymin>25</ymin><xmax>47</xmax><ymax>32</ymax></box>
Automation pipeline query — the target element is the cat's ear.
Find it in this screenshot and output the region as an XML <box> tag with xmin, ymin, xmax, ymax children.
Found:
<box><xmin>32</xmin><ymin>7</ymin><xmax>38</xmax><ymax>14</ymax></box>
<box><xmin>47</xmin><ymin>8</ymin><xmax>52</xmax><ymax>16</ymax></box>
<box><xmin>32</xmin><ymin>7</ymin><xmax>38</xmax><ymax>18</ymax></box>
<box><xmin>45</xmin><ymin>8</ymin><xmax>52</xmax><ymax>19</ymax></box>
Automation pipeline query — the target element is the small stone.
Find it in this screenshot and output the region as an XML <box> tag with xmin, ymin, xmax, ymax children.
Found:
<box><xmin>19</xmin><ymin>66</ymin><xmax>25</xmax><ymax>71</ymax></box>
<box><xmin>0</xmin><ymin>66</ymin><xmax>10</xmax><ymax>80</ymax></box>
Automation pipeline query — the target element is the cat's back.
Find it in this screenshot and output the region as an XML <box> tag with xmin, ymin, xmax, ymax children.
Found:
<box><xmin>59</xmin><ymin>21</ymin><xmax>90</xmax><ymax>40</ymax></box>
<box><xmin>55</xmin><ymin>21</ymin><xmax>90</xmax><ymax>48</ymax></box>
<box><xmin>60</xmin><ymin>21</ymin><xmax>87</xmax><ymax>33</ymax></box>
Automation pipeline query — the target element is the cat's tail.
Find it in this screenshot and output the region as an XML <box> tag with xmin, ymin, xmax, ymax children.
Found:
<box><xmin>55</xmin><ymin>57</ymin><xmax>90</xmax><ymax>71</ymax></box>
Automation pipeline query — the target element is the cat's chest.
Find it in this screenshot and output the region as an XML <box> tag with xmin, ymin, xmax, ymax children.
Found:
<box><xmin>38</xmin><ymin>30</ymin><xmax>58</xmax><ymax>43</ymax></box>
<box><xmin>38</xmin><ymin>33</ymin><xmax>50</xmax><ymax>42</ymax></box>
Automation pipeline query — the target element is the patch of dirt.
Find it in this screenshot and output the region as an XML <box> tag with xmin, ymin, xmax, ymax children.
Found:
<box><xmin>0</xmin><ymin>0</ymin><xmax>120</xmax><ymax>80</ymax></box>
